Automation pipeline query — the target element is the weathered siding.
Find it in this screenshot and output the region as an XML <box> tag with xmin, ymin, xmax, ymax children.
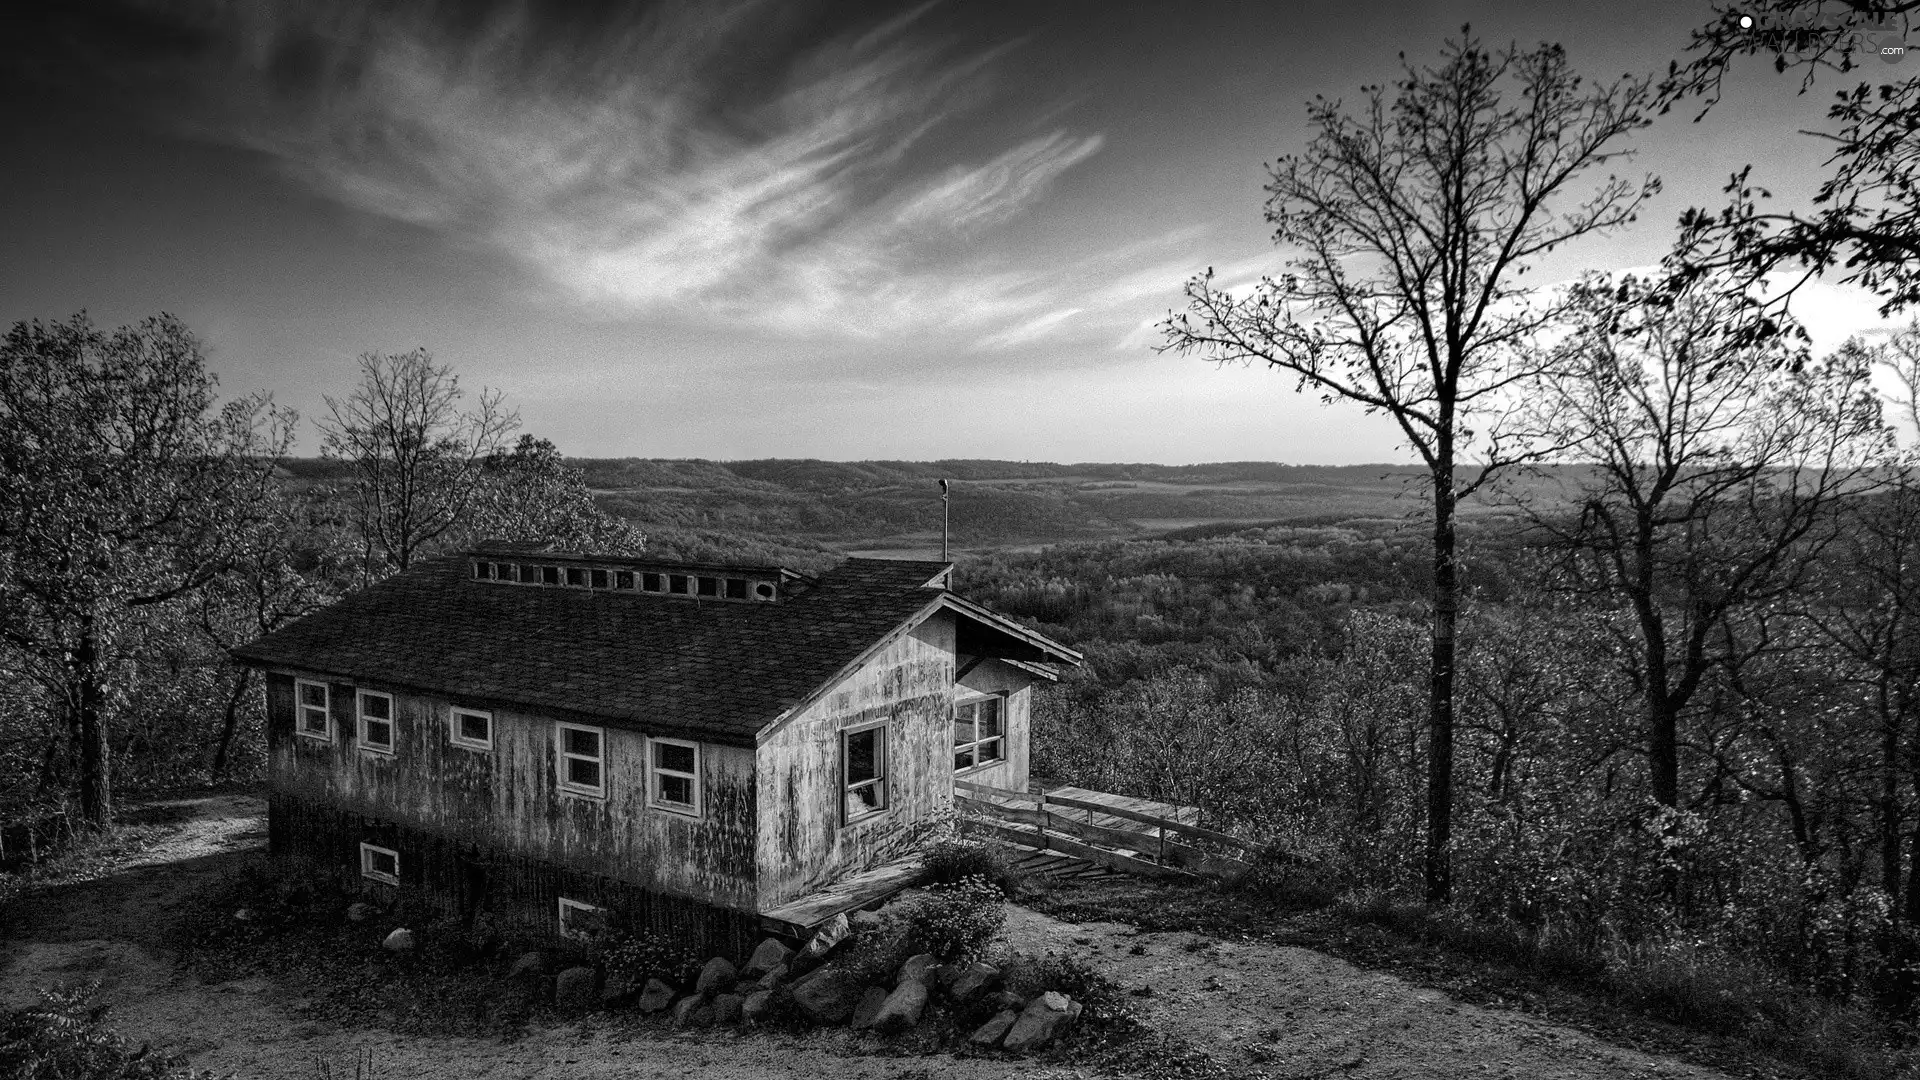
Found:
<box><xmin>263</xmin><ymin>670</ymin><xmax>756</xmax><ymax>914</ymax></box>
<box><xmin>953</xmin><ymin>659</ymin><xmax>1033</xmax><ymax>793</ymax></box>
<box><xmin>753</xmin><ymin>614</ymin><xmax>956</xmax><ymax>909</ymax></box>
<box><xmin>266</xmin><ymin>791</ymin><xmax>761</xmax><ymax>956</ymax></box>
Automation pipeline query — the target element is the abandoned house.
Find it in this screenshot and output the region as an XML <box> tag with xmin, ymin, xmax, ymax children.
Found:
<box><xmin>229</xmin><ymin>546</ymin><xmax>1081</xmax><ymax>954</ymax></box>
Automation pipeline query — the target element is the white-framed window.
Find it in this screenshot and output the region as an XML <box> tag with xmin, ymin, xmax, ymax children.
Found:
<box><xmin>295</xmin><ymin>679</ymin><xmax>330</xmax><ymax>742</ymax></box>
<box><xmin>953</xmin><ymin>694</ymin><xmax>1006</xmax><ymax>772</ymax></box>
<box><xmin>557</xmin><ymin>896</ymin><xmax>607</xmax><ymax>940</ymax></box>
<box><xmin>357</xmin><ymin>690</ymin><xmax>395</xmax><ymax>755</ymax></box>
<box><xmin>359</xmin><ymin>842</ymin><xmax>400</xmax><ymax>885</ymax></box>
<box><xmin>450</xmin><ymin>707</ymin><xmax>492</xmax><ymax>751</ymax></box>
<box><xmin>556</xmin><ymin>722</ymin><xmax>605</xmax><ymax>798</ymax></box>
<box><xmin>647</xmin><ymin>737</ymin><xmax>702</xmax><ymax>817</ymax></box>
<box><xmin>842</xmin><ymin>722</ymin><xmax>888</xmax><ymax>824</ymax></box>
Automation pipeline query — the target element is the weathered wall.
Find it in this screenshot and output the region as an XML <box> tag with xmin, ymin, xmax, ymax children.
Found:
<box><xmin>263</xmin><ymin>671</ymin><xmax>757</xmax><ymax>916</ymax></box>
<box><xmin>266</xmin><ymin>791</ymin><xmax>762</xmax><ymax>956</ymax></box>
<box><xmin>953</xmin><ymin>659</ymin><xmax>1033</xmax><ymax>793</ymax></box>
<box><xmin>753</xmin><ymin>613</ymin><xmax>956</xmax><ymax>909</ymax></box>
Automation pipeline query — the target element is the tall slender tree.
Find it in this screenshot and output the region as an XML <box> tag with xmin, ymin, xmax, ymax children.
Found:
<box><xmin>319</xmin><ymin>349</ymin><xmax>517</xmax><ymax>576</ymax></box>
<box><xmin>0</xmin><ymin>313</ymin><xmax>292</xmax><ymax>828</ymax></box>
<box><xmin>1158</xmin><ymin>34</ymin><xmax>1657</xmax><ymax>902</ymax></box>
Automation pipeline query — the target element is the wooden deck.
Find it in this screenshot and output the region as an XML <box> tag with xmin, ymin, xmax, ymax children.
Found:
<box><xmin>757</xmin><ymin>853</ymin><xmax>926</xmax><ymax>938</ymax></box>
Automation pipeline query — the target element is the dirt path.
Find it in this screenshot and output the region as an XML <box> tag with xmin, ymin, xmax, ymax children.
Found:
<box><xmin>0</xmin><ymin>795</ymin><xmax>1737</xmax><ymax>1080</ymax></box>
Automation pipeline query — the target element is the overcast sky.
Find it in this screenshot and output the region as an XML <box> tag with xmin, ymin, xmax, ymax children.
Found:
<box><xmin>0</xmin><ymin>0</ymin><xmax>1908</xmax><ymax>463</ymax></box>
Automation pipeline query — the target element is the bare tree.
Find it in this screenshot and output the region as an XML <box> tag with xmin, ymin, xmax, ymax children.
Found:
<box><xmin>0</xmin><ymin>313</ymin><xmax>293</xmax><ymax>828</ymax></box>
<box><xmin>1664</xmin><ymin>1</ymin><xmax>1920</xmax><ymax>314</ymax></box>
<box><xmin>1521</xmin><ymin>272</ymin><xmax>1891</xmax><ymax>845</ymax></box>
<box><xmin>1158</xmin><ymin>35</ymin><xmax>1657</xmax><ymax>902</ymax></box>
<box><xmin>318</xmin><ymin>349</ymin><xmax>517</xmax><ymax>575</ymax></box>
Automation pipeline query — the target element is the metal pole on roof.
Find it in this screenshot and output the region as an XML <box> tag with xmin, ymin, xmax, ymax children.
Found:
<box><xmin>940</xmin><ymin>478</ymin><xmax>950</xmax><ymax>562</ymax></box>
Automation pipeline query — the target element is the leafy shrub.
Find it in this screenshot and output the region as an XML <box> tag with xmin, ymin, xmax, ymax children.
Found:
<box><xmin>900</xmin><ymin>875</ymin><xmax>1005</xmax><ymax>962</ymax></box>
<box><xmin>0</xmin><ymin>985</ymin><xmax>216</xmax><ymax>1079</ymax></box>
<box><xmin>1005</xmin><ymin>952</ymin><xmax>1126</xmax><ymax>1017</ymax></box>
<box><xmin>922</xmin><ymin>837</ymin><xmax>1027</xmax><ymax>898</ymax></box>
<box><xmin>595</xmin><ymin>929</ymin><xmax>702</xmax><ymax>988</ymax></box>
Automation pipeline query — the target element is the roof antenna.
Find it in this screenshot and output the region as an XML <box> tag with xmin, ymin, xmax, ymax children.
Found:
<box><xmin>940</xmin><ymin>478</ymin><xmax>950</xmax><ymax>562</ymax></box>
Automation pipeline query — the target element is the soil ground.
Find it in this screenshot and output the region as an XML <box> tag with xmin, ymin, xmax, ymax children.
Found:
<box><xmin>1</xmin><ymin>794</ymin><xmax>1742</xmax><ymax>1079</ymax></box>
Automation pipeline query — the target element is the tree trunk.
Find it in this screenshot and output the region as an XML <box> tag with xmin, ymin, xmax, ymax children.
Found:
<box><xmin>1426</xmin><ymin>460</ymin><xmax>1458</xmax><ymax>906</ymax></box>
<box><xmin>74</xmin><ymin>614</ymin><xmax>113</xmax><ymax>830</ymax></box>
<box><xmin>1883</xmin><ymin>692</ymin><xmax>1903</xmax><ymax>910</ymax></box>
<box><xmin>1648</xmin><ymin>698</ymin><xmax>1680</xmax><ymax>810</ymax></box>
<box><xmin>210</xmin><ymin>669</ymin><xmax>252</xmax><ymax>780</ymax></box>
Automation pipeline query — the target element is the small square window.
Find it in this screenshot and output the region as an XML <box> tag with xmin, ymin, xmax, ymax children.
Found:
<box><xmin>668</xmin><ymin>574</ymin><xmax>689</xmax><ymax>594</ymax></box>
<box><xmin>591</xmin><ymin>568</ymin><xmax>609</xmax><ymax>589</ymax></box>
<box><xmin>473</xmin><ymin>561</ymin><xmax>493</xmax><ymax>580</ymax></box>
<box><xmin>615</xmin><ymin>570</ymin><xmax>634</xmax><ymax>590</ymax></box>
<box><xmin>648</xmin><ymin>738</ymin><xmax>701</xmax><ymax>817</ymax></box>
<box><xmin>358</xmin><ymin>690</ymin><xmax>395</xmax><ymax>754</ymax></box>
<box><xmin>451</xmin><ymin>708</ymin><xmax>492</xmax><ymax>751</ymax></box>
<box><xmin>518</xmin><ymin>563</ymin><xmax>538</xmax><ymax>582</ymax></box>
<box><xmin>557</xmin><ymin>723</ymin><xmax>605</xmax><ymax>798</ymax></box>
<box><xmin>558</xmin><ymin>897</ymin><xmax>607</xmax><ymax>941</ymax></box>
<box><xmin>697</xmin><ymin>576</ymin><xmax>719</xmax><ymax>597</ymax></box>
<box><xmin>566</xmin><ymin>566</ymin><xmax>587</xmax><ymax>587</ymax></box>
<box><xmin>497</xmin><ymin>562</ymin><xmax>517</xmax><ymax>581</ymax></box>
<box><xmin>295</xmin><ymin>679</ymin><xmax>330</xmax><ymax>741</ymax></box>
<box><xmin>360</xmin><ymin>842</ymin><xmax>400</xmax><ymax>885</ymax></box>
<box><xmin>724</xmin><ymin>578</ymin><xmax>748</xmax><ymax>600</ymax></box>
<box><xmin>541</xmin><ymin>565</ymin><xmax>560</xmax><ymax>586</ymax></box>
<box><xmin>953</xmin><ymin>696</ymin><xmax>1005</xmax><ymax>772</ymax></box>
<box><xmin>642</xmin><ymin>573</ymin><xmax>663</xmax><ymax>592</ymax></box>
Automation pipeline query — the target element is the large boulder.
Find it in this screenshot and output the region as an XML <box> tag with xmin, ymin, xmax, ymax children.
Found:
<box><xmin>671</xmin><ymin>994</ymin><xmax>714</xmax><ymax>1029</ymax></box>
<box><xmin>789</xmin><ymin>968</ymin><xmax>861</xmax><ymax>1025</ymax></box>
<box><xmin>895</xmin><ymin>953</ymin><xmax>937</xmax><ymax>988</ymax></box>
<box><xmin>849</xmin><ymin>986</ymin><xmax>889</xmax><ymax>1031</ymax></box>
<box><xmin>381</xmin><ymin>928</ymin><xmax>415</xmax><ymax>953</ymax></box>
<box><xmin>636</xmin><ymin>977</ymin><xmax>677</xmax><ymax>1013</ymax></box>
<box><xmin>740</xmin><ymin>989</ymin><xmax>774</xmax><ymax>1025</ymax></box>
<box><xmin>554</xmin><ymin>966</ymin><xmax>600</xmax><ymax>1011</ymax></box>
<box><xmin>754</xmin><ymin>963</ymin><xmax>790</xmax><ymax>991</ymax></box>
<box><xmin>507</xmin><ymin>951</ymin><xmax>547</xmax><ymax>982</ymax></box>
<box><xmin>695</xmin><ymin>956</ymin><xmax>738</xmax><ymax>995</ymax></box>
<box><xmin>1002</xmin><ymin>991</ymin><xmax>1078</xmax><ymax>1052</ymax></box>
<box><xmin>711</xmin><ymin>992</ymin><xmax>746</xmax><ymax>1025</ymax></box>
<box><xmin>948</xmin><ymin>962</ymin><xmax>1001</xmax><ymax>1004</ymax></box>
<box><xmin>970</xmin><ymin>1009</ymin><xmax>1019</xmax><ymax>1047</ymax></box>
<box><xmin>742</xmin><ymin>938</ymin><xmax>794</xmax><ymax>979</ymax></box>
<box><xmin>869</xmin><ymin>980</ymin><xmax>928</xmax><ymax>1034</ymax></box>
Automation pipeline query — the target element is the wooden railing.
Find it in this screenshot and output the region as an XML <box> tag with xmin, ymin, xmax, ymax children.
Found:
<box><xmin>952</xmin><ymin>779</ymin><xmax>1262</xmax><ymax>882</ymax></box>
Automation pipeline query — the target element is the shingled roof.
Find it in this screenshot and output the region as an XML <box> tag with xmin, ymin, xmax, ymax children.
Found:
<box><xmin>230</xmin><ymin>554</ymin><xmax>1077</xmax><ymax>747</ymax></box>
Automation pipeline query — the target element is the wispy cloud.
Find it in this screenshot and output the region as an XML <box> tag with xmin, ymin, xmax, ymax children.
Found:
<box><xmin>95</xmin><ymin>0</ymin><xmax>1109</xmax><ymax>338</ymax></box>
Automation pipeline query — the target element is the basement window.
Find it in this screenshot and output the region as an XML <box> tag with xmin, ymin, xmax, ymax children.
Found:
<box><xmin>360</xmin><ymin>842</ymin><xmax>400</xmax><ymax>885</ymax></box>
<box><xmin>451</xmin><ymin>708</ymin><xmax>492</xmax><ymax>752</ymax></box>
<box><xmin>295</xmin><ymin>679</ymin><xmax>330</xmax><ymax>742</ymax></box>
<box><xmin>648</xmin><ymin>738</ymin><xmax>702</xmax><ymax>817</ymax></box>
<box><xmin>953</xmin><ymin>695</ymin><xmax>1005</xmax><ymax>772</ymax></box>
<box><xmin>357</xmin><ymin>690</ymin><xmax>395</xmax><ymax>755</ymax></box>
<box><xmin>842</xmin><ymin>724</ymin><xmax>888</xmax><ymax>823</ymax></box>
<box><xmin>558</xmin><ymin>897</ymin><xmax>607</xmax><ymax>941</ymax></box>
<box><xmin>556</xmin><ymin>723</ymin><xmax>605</xmax><ymax>798</ymax></box>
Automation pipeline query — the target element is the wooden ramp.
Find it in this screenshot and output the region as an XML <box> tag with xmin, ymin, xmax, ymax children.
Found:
<box><xmin>954</xmin><ymin>779</ymin><xmax>1262</xmax><ymax>883</ymax></box>
<box><xmin>757</xmin><ymin>854</ymin><xmax>925</xmax><ymax>938</ymax></box>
